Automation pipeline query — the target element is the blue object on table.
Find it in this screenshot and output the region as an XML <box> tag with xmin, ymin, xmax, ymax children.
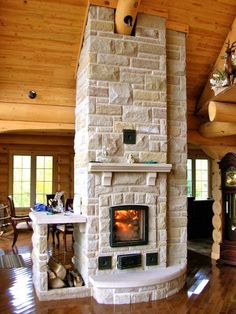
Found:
<box><xmin>33</xmin><ymin>203</ymin><xmax>49</xmax><ymax>212</ymax></box>
<box><xmin>144</xmin><ymin>161</ymin><xmax>158</xmax><ymax>164</ymax></box>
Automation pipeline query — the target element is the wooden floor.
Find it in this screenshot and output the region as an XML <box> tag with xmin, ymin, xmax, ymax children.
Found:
<box><xmin>0</xmin><ymin>232</ymin><xmax>236</xmax><ymax>314</ymax></box>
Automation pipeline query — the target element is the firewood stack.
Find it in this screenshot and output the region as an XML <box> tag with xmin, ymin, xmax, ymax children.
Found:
<box><xmin>47</xmin><ymin>257</ymin><xmax>84</xmax><ymax>289</ymax></box>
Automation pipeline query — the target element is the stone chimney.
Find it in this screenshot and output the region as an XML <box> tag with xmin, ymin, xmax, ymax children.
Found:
<box><xmin>73</xmin><ymin>5</ymin><xmax>187</xmax><ymax>304</ymax></box>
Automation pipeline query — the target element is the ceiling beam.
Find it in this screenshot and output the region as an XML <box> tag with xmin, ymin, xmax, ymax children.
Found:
<box><xmin>0</xmin><ymin>134</ymin><xmax>74</xmax><ymax>146</ymax></box>
<box><xmin>0</xmin><ymin>102</ymin><xmax>74</xmax><ymax>124</ymax></box>
<box><xmin>188</xmin><ymin>130</ymin><xmax>236</xmax><ymax>146</ymax></box>
<box><xmin>0</xmin><ymin>120</ymin><xmax>74</xmax><ymax>135</ymax></box>
<box><xmin>199</xmin><ymin>121</ymin><xmax>236</xmax><ymax>138</ymax></box>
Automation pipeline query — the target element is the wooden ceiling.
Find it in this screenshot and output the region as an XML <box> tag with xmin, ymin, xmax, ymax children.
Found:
<box><xmin>0</xmin><ymin>0</ymin><xmax>236</xmax><ymax>120</ymax></box>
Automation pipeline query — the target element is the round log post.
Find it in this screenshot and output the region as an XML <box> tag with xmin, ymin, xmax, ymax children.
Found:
<box><xmin>115</xmin><ymin>0</ymin><xmax>141</xmax><ymax>35</ymax></box>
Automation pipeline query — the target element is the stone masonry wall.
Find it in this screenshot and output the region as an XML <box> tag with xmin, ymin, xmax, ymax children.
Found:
<box><xmin>166</xmin><ymin>30</ymin><xmax>187</xmax><ymax>265</ymax></box>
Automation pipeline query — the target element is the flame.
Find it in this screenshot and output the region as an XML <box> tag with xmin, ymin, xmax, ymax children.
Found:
<box><xmin>114</xmin><ymin>209</ymin><xmax>141</xmax><ymax>241</ymax></box>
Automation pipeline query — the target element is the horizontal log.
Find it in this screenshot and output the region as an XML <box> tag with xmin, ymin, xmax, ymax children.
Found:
<box><xmin>209</xmin><ymin>101</ymin><xmax>236</xmax><ymax>122</ymax></box>
<box><xmin>0</xmin><ymin>84</ymin><xmax>75</xmax><ymax>107</ymax></box>
<box><xmin>0</xmin><ymin>102</ymin><xmax>74</xmax><ymax>124</ymax></box>
<box><xmin>0</xmin><ymin>145</ymin><xmax>73</xmax><ymax>154</ymax></box>
<box><xmin>188</xmin><ymin>130</ymin><xmax>236</xmax><ymax>146</ymax></box>
<box><xmin>0</xmin><ymin>134</ymin><xmax>74</xmax><ymax>146</ymax></box>
<box><xmin>0</xmin><ymin>120</ymin><xmax>74</xmax><ymax>135</ymax></box>
<box><xmin>199</xmin><ymin>121</ymin><xmax>236</xmax><ymax>137</ymax></box>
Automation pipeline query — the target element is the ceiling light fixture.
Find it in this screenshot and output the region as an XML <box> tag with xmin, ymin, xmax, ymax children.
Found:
<box><xmin>28</xmin><ymin>90</ymin><xmax>37</xmax><ymax>99</ymax></box>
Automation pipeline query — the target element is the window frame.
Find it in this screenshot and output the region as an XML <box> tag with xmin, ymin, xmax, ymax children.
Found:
<box><xmin>187</xmin><ymin>154</ymin><xmax>211</xmax><ymax>200</ymax></box>
<box><xmin>9</xmin><ymin>152</ymin><xmax>56</xmax><ymax>209</ymax></box>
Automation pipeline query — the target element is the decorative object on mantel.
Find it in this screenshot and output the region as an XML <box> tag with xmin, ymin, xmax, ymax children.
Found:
<box><xmin>97</xmin><ymin>146</ymin><xmax>111</xmax><ymax>163</ymax></box>
<box><xmin>126</xmin><ymin>153</ymin><xmax>135</xmax><ymax>164</ymax></box>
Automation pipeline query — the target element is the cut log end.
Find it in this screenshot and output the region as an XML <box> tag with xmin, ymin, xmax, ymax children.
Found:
<box><xmin>208</xmin><ymin>102</ymin><xmax>216</xmax><ymax>122</ymax></box>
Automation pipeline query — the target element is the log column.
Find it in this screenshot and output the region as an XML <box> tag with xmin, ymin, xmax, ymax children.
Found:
<box><xmin>211</xmin><ymin>160</ymin><xmax>222</xmax><ymax>260</ymax></box>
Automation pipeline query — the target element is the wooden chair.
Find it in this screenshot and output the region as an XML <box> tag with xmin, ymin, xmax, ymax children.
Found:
<box><xmin>0</xmin><ymin>204</ymin><xmax>11</xmax><ymax>239</ymax></box>
<box><xmin>56</xmin><ymin>198</ymin><xmax>74</xmax><ymax>252</ymax></box>
<box><xmin>7</xmin><ymin>195</ymin><xmax>32</xmax><ymax>247</ymax></box>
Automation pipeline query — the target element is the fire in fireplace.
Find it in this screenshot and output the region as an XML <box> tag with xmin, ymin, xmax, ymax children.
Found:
<box><xmin>110</xmin><ymin>205</ymin><xmax>148</xmax><ymax>247</ymax></box>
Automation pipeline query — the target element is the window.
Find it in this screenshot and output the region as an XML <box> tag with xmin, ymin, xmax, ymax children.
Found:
<box><xmin>187</xmin><ymin>158</ymin><xmax>210</xmax><ymax>200</ymax></box>
<box><xmin>13</xmin><ymin>156</ymin><xmax>31</xmax><ymax>208</ymax></box>
<box><xmin>36</xmin><ymin>156</ymin><xmax>53</xmax><ymax>204</ymax></box>
<box><xmin>12</xmin><ymin>155</ymin><xmax>53</xmax><ymax>208</ymax></box>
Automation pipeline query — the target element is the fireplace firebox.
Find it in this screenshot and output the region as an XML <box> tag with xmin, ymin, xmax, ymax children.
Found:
<box><xmin>110</xmin><ymin>205</ymin><xmax>148</xmax><ymax>247</ymax></box>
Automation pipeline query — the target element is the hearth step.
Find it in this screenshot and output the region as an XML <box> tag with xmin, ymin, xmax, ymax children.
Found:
<box><xmin>89</xmin><ymin>263</ymin><xmax>186</xmax><ymax>289</ymax></box>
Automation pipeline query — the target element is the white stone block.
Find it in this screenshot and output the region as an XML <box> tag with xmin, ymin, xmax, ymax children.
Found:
<box><xmin>114</xmin><ymin>293</ymin><xmax>131</xmax><ymax>304</ymax></box>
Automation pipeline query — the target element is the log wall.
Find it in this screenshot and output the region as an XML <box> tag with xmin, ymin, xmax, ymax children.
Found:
<box><xmin>0</xmin><ymin>135</ymin><xmax>74</xmax><ymax>210</ymax></box>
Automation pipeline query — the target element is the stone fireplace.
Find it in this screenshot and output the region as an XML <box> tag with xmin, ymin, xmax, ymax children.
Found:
<box><xmin>71</xmin><ymin>5</ymin><xmax>187</xmax><ymax>305</ymax></box>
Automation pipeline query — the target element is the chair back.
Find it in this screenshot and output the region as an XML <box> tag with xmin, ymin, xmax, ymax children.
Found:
<box><xmin>65</xmin><ymin>198</ymin><xmax>73</xmax><ymax>211</ymax></box>
<box><xmin>46</xmin><ymin>194</ymin><xmax>65</xmax><ymax>208</ymax></box>
<box><xmin>46</xmin><ymin>194</ymin><xmax>56</xmax><ymax>208</ymax></box>
<box><xmin>7</xmin><ymin>195</ymin><xmax>16</xmax><ymax>217</ymax></box>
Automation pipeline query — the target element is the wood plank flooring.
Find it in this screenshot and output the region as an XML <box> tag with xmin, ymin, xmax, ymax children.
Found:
<box><xmin>0</xmin><ymin>232</ymin><xmax>236</xmax><ymax>314</ymax></box>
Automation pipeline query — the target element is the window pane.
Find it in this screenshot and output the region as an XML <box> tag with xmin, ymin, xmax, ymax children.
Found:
<box><xmin>36</xmin><ymin>156</ymin><xmax>53</xmax><ymax>204</ymax></box>
<box><xmin>45</xmin><ymin>169</ymin><xmax>52</xmax><ymax>180</ymax></box>
<box><xmin>45</xmin><ymin>158</ymin><xmax>53</xmax><ymax>168</ymax></box>
<box><xmin>45</xmin><ymin>182</ymin><xmax>52</xmax><ymax>191</ymax></box>
<box><xmin>37</xmin><ymin>194</ymin><xmax>45</xmax><ymax>204</ymax></box>
<box><xmin>187</xmin><ymin>159</ymin><xmax>192</xmax><ymax>197</ymax></box>
<box><xmin>195</xmin><ymin>159</ymin><xmax>209</xmax><ymax>199</ymax></box>
<box><xmin>37</xmin><ymin>169</ymin><xmax>44</xmax><ymax>181</ymax></box>
<box><xmin>13</xmin><ymin>155</ymin><xmax>31</xmax><ymax>207</ymax></box>
<box><xmin>37</xmin><ymin>156</ymin><xmax>44</xmax><ymax>168</ymax></box>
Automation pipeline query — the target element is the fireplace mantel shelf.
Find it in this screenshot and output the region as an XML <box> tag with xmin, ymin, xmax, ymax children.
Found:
<box><xmin>88</xmin><ymin>162</ymin><xmax>172</xmax><ymax>186</ymax></box>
